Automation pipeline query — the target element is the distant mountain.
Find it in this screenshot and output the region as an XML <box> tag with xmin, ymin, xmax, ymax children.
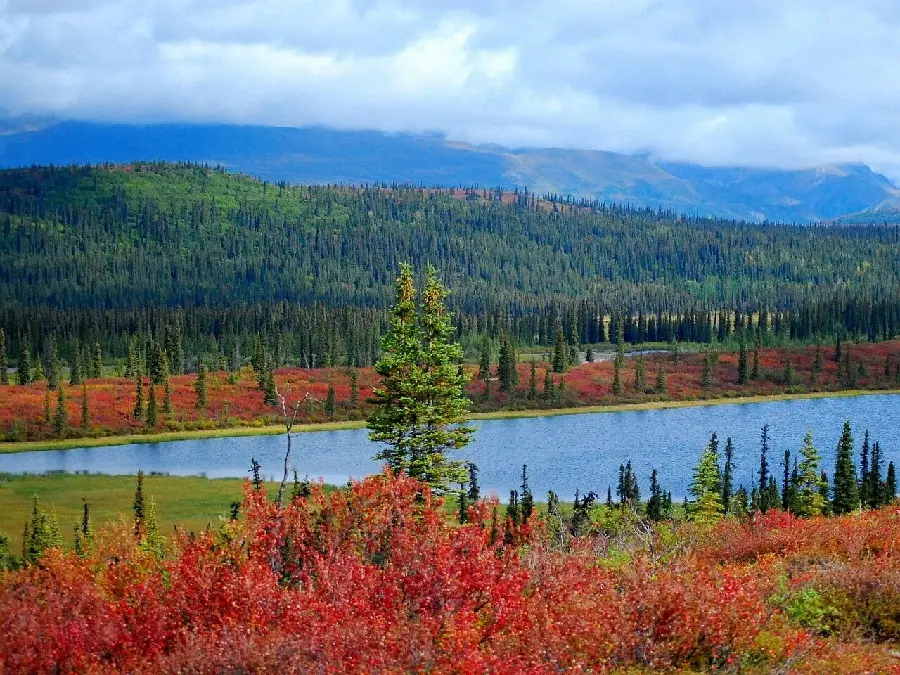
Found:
<box><xmin>2</xmin><ymin>120</ymin><xmax>898</xmax><ymax>223</ymax></box>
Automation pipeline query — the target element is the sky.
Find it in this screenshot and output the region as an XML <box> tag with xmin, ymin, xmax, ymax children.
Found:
<box><xmin>3</xmin><ymin>0</ymin><xmax>900</xmax><ymax>179</ymax></box>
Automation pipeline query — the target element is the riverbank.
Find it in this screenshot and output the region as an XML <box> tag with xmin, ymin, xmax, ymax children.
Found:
<box><xmin>2</xmin><ymin>387</ymin><xmax>898</xmax><ymax>454</ymax></box>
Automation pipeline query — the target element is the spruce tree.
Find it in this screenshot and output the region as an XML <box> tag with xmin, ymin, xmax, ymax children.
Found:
<box><xmin>43</xmin><ymin>387</ymin><xmax>51</xmax><ymax>425</ymax></box>
<box><xmin>552</xmin><ymin>328</ymin><xmax>567</xmax><ymax>373</ymax></box>
<box><xmin>17</xmin><ymin>343</ymin><xmax>31</xmax><ymax>385</ymax></box>
<box><xmin>32</xmin><ymin>355</ymin><xmax>44</xmax><ymax>382</ymax></box>
<box><xmin>751</xmin><ymin>327</ymin><xmax>761</xmax><ymax>380</ymax></box>
<box><xmin>498</xmin><ymin>334</ymin><xmax>516</xmax><ymax>393</ymax></box>
<box><xmin>80</xmin><ymin>384</ymin><xmax>90</xmax><ymax>431</ymax></box>
<box><xmin>91</xmin><ymin>342</ymin><xmax>103</xmax><ymax>379</ymax></box>
<box><xmin>146</xmin><ymin>383</ymin><xmax>158</xmax><ymax>428</ymax></box>
<box><xmin>349</xmin><ymin>368</ymin><xmax>360</xmax><ymax>408</ymax></box>
<box><xmin>722</xmin><ymin>437</ymin><xmax>734</xmax><ymax>513</ymax></box>
<box><xmin>124</xmin><ymin>336</ymin><xmax>137</xmax><ymax>379</ymax></box>
<box><xmin>869</xmin><ymin>441</ymin><xmax>883</xmax><ymax>509</ymax></box>
<box><xmin>466</xmin><ymin>462</ymin><xmax>480</xmax><ymax>503</ymax></box>
<box><xmin>859</xmin><ymin>430</ymin><xmax>870</xmax><ymax>508</ymax></box>
<box><xmin>782</xmin><ymin>449</ymin><xmax>791</xmax><ymax>510</ymax></box>
<box><xmin>325</xmin><ymin>383</ymin><xmax>336</xmax><ymax>419</ymax></box>
<box><xmin>795</xmin><ymin>431</ymin><xmax>825</xmax><ymax>517</ymax></box>
<box><xmin>195</xmin><ymin>360</ymin><xmax>208</xmax><ymax>410</ymax></box>
<box><xmin>738</xmin><ymin>338</ymin><xmax>749</xmax><ymax>384</ymax></box>
<box><xmin>528</xmin><ymin>359</ymin><xmax>537</xmax><ymax>399</ymax></box>
<box><xmin>543</xmin><ymin>368</ymin><xmax>554</xmax><ymax>401</ymax></box>
<box><xmin>520</xmin><ymin>464</ymin><xmax>534</xmax><ymax>523</ymax></box>
<box><xmin>885</xmin><ymin>462</ymin><xmax>897</xmax><ymax>504</ymax></box>
<box><xmin>368</xmin><ymin>264</ymin><xmax>472</xmax><ymax>492</ymax></box>
<box><xmin>585</xmin><ymin>346</ymin><xmax>594</xmax><ymax>363</ymax></box>
<box><xmin>812</xmin><ymin>342</ymin><xmax>823</xmax><ymax>384</ymax></box>
<box><xmin>479</xmin><ymin>340</ymin><xmax>491</xmax><ymax>383</ymax></box>
<box><xmin>0</xmin><ymin>328</ymin><xmax>6</xmax><ymax>385</ymax></box>
<box><xmin>45</xmin><ymin>339</ymin><xmax>59</xmax><ymax>390</ymax></box>
<box><xmin>647</xmin><ymin>469</ymin><xmax>663</xmax><ymax>521</ymax></box>
<box><xmin>133</xmin><ymin>372</ymin><xmax>144</xmax><ymax>419</ymax></box>
<box><xmin>457</xmin><ymin>481</ymin><xmax>468</xmax><ymax>524</ymax></box>
<box><xmin>133</xmin><ymin>470</ymin><xmax>145</xmax><ymax>539</ymax></box>
<box><xmin>688</xmin><ymin>442</ymin><xmax>724</xmax><ymax>524</ymax></box>
<box><xmin>655</xmin><ymin>367</ymin><xmax>667</xmax><ymax>395</ymax></box>
<box><xmin>758</xmin><ymin>424</ymin><xmax>771</xmax><ymax>511</ymax></box>
<box><xmin>612</xmin><ymin>356</ymin><xmax>622</xmax><ymax>395</ymax></box>
<box><xmin>23</xmin><ymin>496</ymin><xmax>62</xmax><ymax>566</ymax></box>
<box><xmin>634</xmin><ymin>356</ymin><xmax>646</xmax><ymax>392</ymax></box>
<box><xmin>701</xmin><ymin>351</ymin><xmax>713</xmax><ymax>389</ymax></box>
<box><xmin>832</xmin><ymin>420</ymin><xmax>860</xmax><ymax>514</ymax></box>
<box><xmin>162</xmin><ymin>376</ymin><xmax>172</xmax><ymax>414</ymax></box>
<box><xmin>53</xmin><ymin>385</ymin><xmax>67</xmax><ymax>437</ymax></box>
<box><xmin>69</xmin><ymin>339</ymin><xmax>82</xmax><ymax>385</ymax></box>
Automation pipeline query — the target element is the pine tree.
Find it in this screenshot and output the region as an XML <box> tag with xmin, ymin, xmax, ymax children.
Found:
<box><xmin>498</xmin><ymin>334</ymin><xmax>516</xmax><ymax>393</ymax></box>
<box><xmin>782</xmin><ymin>449</ymin><xmax>791</xmax><ymax>510</ymax></box>
<box><xmin>0</xmin><ymin>328</ymin><xmax>7</xmax><ymax>385</ymax></box>
<box><xmin>124</xmin><ymin>335</ymin><xmax>138</xmax><ymax>379</ymax></box>
<box><xmin>634</xmin><ymin>356</ymin><xmax>646</xmax><ymax>391</ymax></box>
<box><xmin>133</xmin><ymin>372</ymin><xmax>144</xmax><ymax>419</ymax></box>
<box><xmin>543</xmin><ymin>367</ymin><xmax>553</xmax><ymax>401</ymax></box>
<box><xmin>758</xmin><ymin>424</ymin><xmax>772</xmax><ymax>511</ymax></box>
<box><xmin>17</xmin><ymin>343</ymin><xmax>31</xmax><ymax>385</ymax></box>
<box><xmin>869</xmin><ymin>441</ymin><xmax>883</xmax><ymax>509</ymax></box>
<box><xmin>91</xmin><ymin>342</ymin><xmax>103</xmax><ymax>379</ymax></box>
<box><xmin>655</xmin><ymin>367</ymin><xmax>667</xmax><ymax>395</ymax></box>
<box><xmin>195</xmin><ymin>360</ymin><xmax>208</xmax><ymax>410</ymax></box>
<box><xmin>23</xmin><ymin>496</ymin><xmax>62</xmax><ymax>566</ymax></box>
<box><xmin>325</xmin><ymin>382</ymin><xmax>336</xmax><ymax>419</ymax></box>
<box><xmin>552</xmin><ymin>328</ymin><xmax>567</xmax><ymax>373</ymax></box>
<box><xmin>795</xmin><ymin>431</ymin><xmax>826</xmax><ymax>517</ymax></box>
<box><xmin>520</xmin><ymin>464</ymin><xmax>534</xmax><ymax>523</ymax></box>
<box><xmin>738</xmin><ymin>338</ymin><xmax>749</xmax><ymax>384</ymax></box>
<box><xmin>722</xmin><ymin>437</ymin><xmax>734</xmax><ymax>513</ymax></box>
<box><xmin>859</xmin><ymin>430</ymin><xmax>871</xmax><ymax>509</ymax></box>
<box><xmin>479</xmin><ymin>339</ymin><xmax>491</xmax><ymax>383</ymax></box>
<box><xmin>53</xmin><ymin>385</ymin><xmax>67</xmax><ymax>437</ymax></box>
<box><xmin>466</xmin><ymin>462</ymin><xmax>480</xmax><ymax>503</ymax></box>
<box><xmin>140</xmin><ymin>497</ymin><xmax>165</xmax><ymax>558</ymax></box>
<box><xmin>146</xmin><ymin>383</ymin><xmax>158</xmax><ymax>428</ymax></box>
<box><xmin>262</xmin><ymin>368</ymin><xmax>278</xmax><ymax>407</ymax></box>
<box><xmin>885</xmin><ymin>462</ymin><xmax>897</xmax><ymax>504</ymax></box>
<box><xmin>349</xmin><ymin>368</ymin><xmax>360</xmax><ymax>408</ymax></box>
<box><xmin>45</xmin><ymin>339</ymin><xmax>59</xmax><ymax>390</ymax></box>
<box><xmin>80</xmin><ymin>384</ymin><xmax>90</xmax><ymax>430</ymax></box>
<box><xmin>751</xmin><ymin>328</ymin><xmax>761</xmax><ymax>380</ymax></box>
<box><xmin>32</xmin><ymin>355</ymin><xmax>44</xmax><ymax>382</ymax></box>
<box><xmin>812</xmin><ymin>341</ymin><xmax>823</xmax><ymax>384</ymax></box>
<box><xmin>647</xmin><ymin>468</ymin><xmax>663</xmax><ymax>521</ymax></box>
<box><xmin>585</xmin><ymin>346</ymin><xmax>594</xmax><ymax>362</ymax></box>
<box><xmin>528</xmin><ymin>359</ymin><xmax>537</xmax><ymax>399</ymax></box>
<box><xmin>457</xmin><ymin>481</ymin><xmax>468</xmax><ymax>524</ymax></box>
<box><xmin>162</xmin><ymin>376</ymin><xmax>172</xmax><ymax>414</ymax></box>
<box><xmin>688</xmin><ymin>442</ymin><xmax>724</xmax><ymax>524</ymax></box>
<box><xmin>701</xmin><ymin>351</ymin><xmax>713</xmax><ymax>389</ymax></box>
<box><xmin>611</xmin><ymin>356</ymin><xmax>622</xmax><ymax>395</ymax></box>
<box><xmin>69</xmin><ymin>339</ymin><xmax>82</xmax><ymax>385</ymax></box>
<box><xmin>368</xmin><ymin>264</ymin><xmax>472</xmax><ymax>492</ymax></box>
<box><xmin>41</xmin><ymin>386</ymin><xmax>51</xmax><ymax>425</ymax></box>
<box><xmin>133</xmin><ymin>470</ymin><xmax>145</xmax><ymax>539</ymax></box>
<box><xmin>832</xmin><ymin>420</ymin><xmax>860</xmax><ymax>514</ymax></box>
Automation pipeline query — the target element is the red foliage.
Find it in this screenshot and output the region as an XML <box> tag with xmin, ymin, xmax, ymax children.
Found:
<box><xmin>2</xmin><ymin>474</ymin><xmax>900</xmax><ymax>672</ymax></box>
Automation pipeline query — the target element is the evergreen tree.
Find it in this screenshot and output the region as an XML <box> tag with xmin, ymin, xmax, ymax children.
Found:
<box><xmin>32</xmin><ymin>355</ymin><xmax>44</xmax><ymax>382</ymax></box>
<box><xmin>497</xmin><ymin>334</ymin><xmax>516</xmax><ymax>393</ymax></box>
<box><xmin>751</xmin><ymin>327</ymin><xmax>761</xmax><ymax>380</ymax></box>
<box><xmin>655</xmin><ymin>367</ymin><xmax>667</xmax><ymax>395</ymax></box>
<box><xmin>133</xmin><ymin>372</ymin><xmax>144</xmax><ymax>419</ymax></box>
<box><xmin>552</xmin><ymin>328</ymin><xmax>567</xmax><ymax>373</ymax></box>
<box><xmin>53</xmin><ymin>385</ymin><xmax>67</xmax><ymax>437</ymax></box>
<box><xmin>325</xmin><ymin>382</ymin><xmax>336</xmax><ymax>419</ymax></box>
<box><xmin>647</xmin><ymin>468</ymin><xmax>663</xmax><ymax>521</ymax></box>
<box><xmin>349</xmin><ymin>368</ymin><xmax>360</xmax><ymax>408</ymax></box>
<box><xmin>634</xmin><ymin>356</ymin><xmax>646</xmax><ymax>392</ymax></box>
<box><xmin>546</xmin><ymin>490</ymin><xmax>564</xmax><ymax>545</ymax></box>
<box><xmin>701</xmin><ymin>351</ymin><xmax>713</xmax><ymax>389</ymax></box>
<box><xmin>688</xmin><ymin>441</ymin><xmax>724</xmax><ymax>524</ymax></box>
<box><xmin>69</xmin><ymin>339</ymin><xmax>82</xmax><ymax>385</ymax></box>
<box><xmin>782</xmin><ymin>357</ymin><xmax>794</xmax><ymax>386</ymax></box>
<box><xmin>466</xmin><ymin>462</ymin><xmax>480</xmax><ymax>503</ymax></box>
<box><xmin>195</xmin><ymin>360</ymin><xmax>208</xmax><ymax>410</ymax></box>
<box><xmin>795</xmin><ymin>431</ymin><xmax>826</xmax><ymax>517</ymax></box>
<box><xmin>91</xmin><ymin>342</ymin><xmax>103</xmax><ymax>379</ymax></box>
<box><xmin>124</xmin><ymin>335</ymin><xmax>138</xmax><ymax>379</ymax></box>
<box><xmin>17</xmin><ymin>343</ymin><xmax>31</xmax><ymax>385</ymax></box>
<box><xmin>819</xmin><ymin>471</ymin><xmax>832</xmax><ymax>516</ymax></box>
<box><xmin>0</xmin><ymin>328</ymin><xmax>6</xmax><ymax>385</ymax></box>
<box><xmin>611</xmin><ymin>356</ymin><xmax>622</xmax><ymax>395</ymax></box>
<box><xmin>812</xmin><ymin>341</ymin><xmax>823</xmax><ymax>383</ymax></box>
<box><xmin>162</xmin><ymin>376</ymin><xmax>172</xmax><ymax>414</ymax></box>
<box><xmin>722</xmin><ymin>437</ymin><xmax>734</xmax><ymax>514</ymax></box>
<box><xmin>457</xmin><ymin>481</ymin><xmax>468</xmax><ymax>524</ymax></box>
<box><xmin>80</xmin><ymin>384</ymin><xmax>90</xmax><ymax>431</ymax></box>
<box><xmin>832</xmin><ymin>420</ymin><xmax>860</xmax><ymax>514</ymax></box>
<box><xmin>368</xmin><ymin>264</ymin><xmax>471</xmax><ymax>492</ymax></box>
<box><xmin>834</xmin><ymin>334</ymin><xmax>842</xmax><ymax>363</ymax></box>
<box><xmin>45</xmin><ymin>338</ymin><xmax>59</xmax><ymax>390</ymax></box>
<box><xmin>758</xmin><ymin>424</ymin><xmax>771</xmax><ymax>511</ymax></box>
<box><xmin>738</xmin><ymin>337</ymin><xmax>749</xmax><ymax>384</ymax></box>
<box><xmin>133</xmin><ymin>470</ymin><xmax>145</xmax><ymax>538</ymax></box>
<box><xmin>885</xmin><ymin>462</ymin><xmax>897</xmax><ymax>504</ymax></box>
<box><xmin>585</xmin><ymin>346</ymin><xmax>594</xmax><ymax>363</ymax></box>
<box><xmin>43</xmin><ymin>387</ymin><xmax>51</xmax><ymax>425</ymax></box>
<box><xmin>520</xmin><ymin>464</ymin><xmax>534</xmax><ymax>523</ymax></box>
<box><xmin>146</xmin><ymin>383</ymin><xmax>158</xmax><ymax>428</ymax></box>
<box><xmin>528</xmin><ymin>359</ymin><xmax>537</xmax><ymax>399</ymax></box>
<box><xmin>23</xmin><ymin>496</ymin><xmax>62</xmax><ymax>566</ymax></box>
<box><xmin>782</xmin><ymin>449</ymin><xmax>791</xmax><ymax>511</ymax></box>
<box><xmin>869</xmin><ymin>441</ymin><xmax>883</xmax><ymax>509</ymax></box>
<box><xmin>262</xmin><ymin>368</ymin><xmax>278</xmax><ymax>407</ymax></box>
<box><xmin>859</xmin><ymin>430</ymin><xmax>871</xmax><ymax>508</ymax></box>
<box><xmin>479</xmin><ymin>339</ymin><xmax>491</xmax><ymax>383</ymax></box>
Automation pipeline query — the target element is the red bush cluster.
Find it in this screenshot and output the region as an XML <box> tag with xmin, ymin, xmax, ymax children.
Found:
<box><xmin>2</xmin><ymin>474</ymin><xmax>900</xmax><ymax>673</ymax></box>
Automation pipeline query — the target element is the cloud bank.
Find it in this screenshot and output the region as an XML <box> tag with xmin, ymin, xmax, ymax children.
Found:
<box><xmin>2</xmin><ymin>0</ymin><xmax>900</xmax><ymax>178</ymax></box>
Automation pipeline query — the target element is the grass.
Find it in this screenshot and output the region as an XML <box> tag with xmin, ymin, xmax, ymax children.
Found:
<box><xmin>0</xmin><ymin>472</ymin><xmax>287</xmax><ymax>553</ymax></box>
<box><xmin>2</xmin><ymin>388</ymin><xmax>898</xmax><ymax>454</ymax></box>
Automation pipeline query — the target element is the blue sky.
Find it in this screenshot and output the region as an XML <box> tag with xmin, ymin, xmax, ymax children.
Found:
<box><xmin>2</xmin><ymin>0</ymin><xmax>900</xmax><ymax>179</ymax></box>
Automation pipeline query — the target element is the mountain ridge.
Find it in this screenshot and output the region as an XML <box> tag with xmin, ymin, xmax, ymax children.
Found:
<box><xmin>1</xmin><ymin>119</ymin><xmax>898</xmax><ymax>223</ymax></box>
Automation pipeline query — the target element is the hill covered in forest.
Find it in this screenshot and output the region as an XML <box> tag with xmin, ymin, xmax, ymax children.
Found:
<box><xmin>2</xmin><ymin>162</ymin><xmax>900</xmax><ymax>318</ymax></box>
<box><xmin>2</xmin><ymin>121</ymin><xmax>899</xmax><ymax>223</ymax></box>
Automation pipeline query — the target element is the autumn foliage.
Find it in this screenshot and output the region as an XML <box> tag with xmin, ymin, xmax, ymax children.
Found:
<box><xmin>1</xmin><ymin>472</ymin><xmax>899</xmax><ymax>673</ymax></box>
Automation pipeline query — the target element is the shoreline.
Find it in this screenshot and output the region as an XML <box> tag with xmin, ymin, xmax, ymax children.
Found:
<box><xmin>2</xmin><ymin>388</ymin><xmax>898</xmax><ymax>454</ymax></box>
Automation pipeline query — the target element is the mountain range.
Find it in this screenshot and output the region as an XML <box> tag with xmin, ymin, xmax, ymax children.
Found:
<box><xmin>1</xmin><ymin>118</ymin><xmax>899</xmax><ymax>223</ymax></box>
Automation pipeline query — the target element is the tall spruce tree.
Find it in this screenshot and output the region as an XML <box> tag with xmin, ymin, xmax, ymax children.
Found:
<box><xmin>195</xmin><ymin>360</ymin><xmax>208</xmax><ymax>410</ymax></box>
<box><xmin>868</xmin><ymin>441</ymin><xmax>883</xmax><ymax>509</ymax></box>
<box><xmin>552</xmin><ymin>328</ymin><xmax>567</xmax><ymax>373</ymax></box>
<box><xmin>91</xmin><ymin>342</ymin><xmax>103</xmax><ymax>379</ymax></box>
<box><xmin>0</xmin><ymin>328</ymin><xmax>6</xmax><ymax>385</ymax></box>
<box><xmin>832</xmin><ymin>420</ymin><xmax>860</xmax><ymax>514</ymax></box>
<box><xmin>795</xmin><ymin>431</ymin><xmax>826</xmax><ymax>517</ymax></box>
<box><xmin>17</xmin><ymin>343</ymin><xmax>31</xmax><ymax>385</ymax></box>
<box><xmin>146</xmin><ymin>383</ymin><xmax>158</xmax><ymax>428</ymax></box>
<box><xmin>722</xmin><ymin>437</ymin><xmax>734</xmax><ymax>513</ymax></box>
<box><xmin>53</xmin><ymin>385</ymin><xmax>67</xmax><ymax>437</ymax></box>
<box><xmin>368</xmin><ymin>264</ymin><xmax>472</xmax><ymax>492</ymax></box>
<box><xmin>325</xmin><ymin>382</ymin><xmax>336</xmax><ymax>419</ymax></box>
<box><xmin>885</xmin><ymin>462</ymin><xmax>897</xmax><ymax>504</ymax></box>
<box><xmin>738</xmin><ymin>338</ymin><xmax>749</xmax><ymax>384</ymax></box>
<box><xmin>647</xmin><ymin>468</ymin><xmax>663</xmax><ymax>521</ymax></box>
<box><xmin>133</xmin><ymin>372</ymin><xmax>144</xmax><ymax>419</ymax></box>
<box><xmin>859</xmin><ymin>430</ymin><xmax>871</xmax><ymax>508</ymax></box>
<box><xmin>520</xmin><ymin>464</ymin><xmax>534</xmax><ymax>523</ymax></box>
<box><xmin>528</xmin><ymin>359</ymin><xmax>537</xmax><ymax>399</ymax></box>
<box><xmin>758</xmin><ymin>424</ymin><xmax>771</xmax><ymax>511</ymax></box>
<box><xmin>80</xmin><ymin>384</ymin><xmax>90</xmax><ymax>431</ymax></box>
<box><xmin>69</xmin><ymin>339</ymin><xmax>82</xmax><ymax>385</ymax></box>
<box><xmin>688</xmin><ymin>441</ymin><xmax>724</xmax><ymax>524</ymax></box>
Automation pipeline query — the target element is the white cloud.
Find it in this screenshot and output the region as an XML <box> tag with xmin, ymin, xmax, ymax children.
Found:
<box><xmin>2</xmin><ymin>0</ymin><xmax>900</xmax><ymax>179</ymax></box>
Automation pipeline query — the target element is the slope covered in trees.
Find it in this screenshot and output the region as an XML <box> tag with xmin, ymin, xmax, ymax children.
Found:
<box><xmin>3</xmin><ymin>163</ymin><xmax>900</xmax><ymax>362</ymax></box>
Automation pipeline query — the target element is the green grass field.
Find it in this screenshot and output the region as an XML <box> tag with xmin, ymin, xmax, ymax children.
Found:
<box><xmin>0</xmin><ymin>472</ymin><xmax>283</xmax><ymax>552</ymax></box>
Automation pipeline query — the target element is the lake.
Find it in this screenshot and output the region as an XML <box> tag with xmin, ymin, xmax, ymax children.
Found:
<box><xmin>1</xmin><ymin>394</ymin><xmax>897</xmax><ymax>500</ymax></box>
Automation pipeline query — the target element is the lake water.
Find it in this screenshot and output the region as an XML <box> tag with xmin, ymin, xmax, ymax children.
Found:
<box><xmin>1</xmin><ymin>394</ymin><xmax>898</xmax><ymax>500</ymax></box>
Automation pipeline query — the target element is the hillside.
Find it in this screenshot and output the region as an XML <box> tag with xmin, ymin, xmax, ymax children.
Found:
<box><xmin>2</xmin><ymin>121</ymin><xmax>899</xmax><ymax>223</ymax></box>
<box><xmin>3</xmin><ymin>163</ymin><xmax>900</xmax><ymax>318</ymax></box>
